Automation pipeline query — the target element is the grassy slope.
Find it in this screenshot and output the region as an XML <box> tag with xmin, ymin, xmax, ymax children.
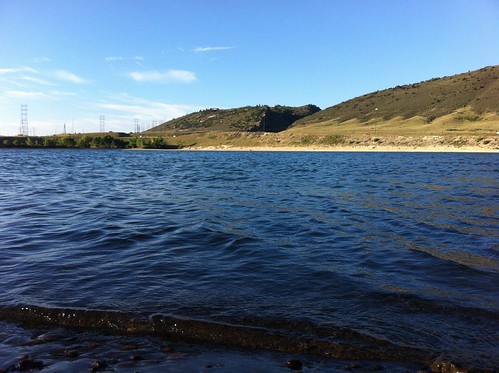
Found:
<box><xmin>148</xmin><ymin>66</ymin><xmax>499</xmax><ymax>149</ymax></box>
<box><xmin>290</xmin><ymin>65</ymin><xmax>499</xmax><ymax>136</ymax></box>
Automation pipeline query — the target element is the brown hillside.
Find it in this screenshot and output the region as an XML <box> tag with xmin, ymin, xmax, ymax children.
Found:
<box><xmin>294</xmin><ymin>65</ymin><xmax>499</xmax><ymax>126</ymax></box>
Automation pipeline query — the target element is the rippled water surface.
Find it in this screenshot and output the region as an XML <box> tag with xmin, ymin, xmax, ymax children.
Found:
<box><xmin>1</xmin><ymin>148</ymin><xmax>498</xmax><ymax>370</ymax></box>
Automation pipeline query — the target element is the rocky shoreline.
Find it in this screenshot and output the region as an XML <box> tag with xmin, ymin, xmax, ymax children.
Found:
<box><xmin>181</xmin><ymin>135</ymin><xmax>499</xmax><ymax>152</ymax></box>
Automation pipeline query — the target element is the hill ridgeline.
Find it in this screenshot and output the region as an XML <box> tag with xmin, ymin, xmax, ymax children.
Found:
<box><xmin>150</xmin><ymin>65</ymin><xmax>498</xmax><ymax>134</ymax></box>
<box><xmin>152</xmin><ymin>105</ymin><xmax>321</xmax><ymax>133</ymax></box>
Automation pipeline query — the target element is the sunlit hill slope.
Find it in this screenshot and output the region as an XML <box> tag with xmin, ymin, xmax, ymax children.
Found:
<box><xmin>298</xmin><ymin>65</ymin><xmax>498</xmax><ymax>125</ymax></box>
<box><xmin>147</xmin><ymin>66</ymin><xmax>498</xmax><ymax>149</ymax></box>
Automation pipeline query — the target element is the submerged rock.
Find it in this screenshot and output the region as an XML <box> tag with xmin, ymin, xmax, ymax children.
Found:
<box><xmin>64</xmin><ymin>349</ymin><xmax>79</xmax><ymax>358</ymax></box>
<box><xmin>286</xmin><ymin>359</ymin><xmax>303</xmax><ymax>370</ymax></box>
<box><xmin>430</xmin><ymin>359</ymin><xmax>464</xmax><ymax>373</ymax></box>
<box><xmin>16</xmin><ymin>355</ymin><xmax>44</xmax><ymax>371</ymax></box>
<box><xmin>90</xmin><ymin>360</ymin><xmax>107</xmax><ymax>372</ymax></box>
<box><xmin>130</xmin><ymin>353</ymin><xmax>142</xmax><ymax>361</ymax></box>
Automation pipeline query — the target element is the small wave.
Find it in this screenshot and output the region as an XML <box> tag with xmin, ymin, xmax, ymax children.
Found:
<box><xmin>0</xmin><ymin>305</ymin><xmax>431</xmax><ymax>365</ymax></box>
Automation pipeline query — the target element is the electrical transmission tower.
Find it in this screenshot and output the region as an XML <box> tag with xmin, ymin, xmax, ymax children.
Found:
<box><xmin>134</xmin><ymin>118</ymin><xmax>140</xmax><ymax>133</ymax></box>
<box><xmin>20</xmin><ymin>104</ymin><xmax>28</xmax><ymax>136</ymax></box>
<box><xmin>100</xmin><ymin>115</ymin><xmax>105</xmax><ymax>132</ymax></box>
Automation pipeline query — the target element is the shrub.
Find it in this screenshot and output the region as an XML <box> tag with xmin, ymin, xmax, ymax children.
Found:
<box><xmin>78</xmin><ymin>135</ymin><xmax>92</xmax><ymax>148</ymax></box>
<box><xmin>321</xmin><ymin>134</ymin><xmax>344</xmax><ymax>145</ymax></box>
<box><xmin>59</xmin><ymin>137</ymin><xmax>76</xmax><ymax>148</ymax></box>
<box><xmin>43</xmin><ymin>138</ymin><xmax>57</xmax><ymax>147</ymax></box>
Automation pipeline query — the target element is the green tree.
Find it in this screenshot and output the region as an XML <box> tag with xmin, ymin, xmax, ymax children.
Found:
<box><xmin>135</xmin><ymin>137</ymin><xmax>145</xmax><ymax>148</ymax></box>
<box><xmin>102</xmin><ymin>135</ymin><xmax>114</xmax><ymax>148</ymax></box>
<box><xmin>91</xmin><ymin>136</ymin><xmax>103</xmax><ymax>148</ymax></box>
<box><xmin>78</xmin><ymin>135</ymin><xmax>92</xmax><ymax>148</ymax></box>
<box><xmin>127</xmin><ymin>137</ymin><xmax>138</xmax><ymax>148</ymax></box>
<box><xmin>59</xmin><ymin>137</ymin><xmax>76</xmax><ymax>148</ymax></box>
<box><xmin>147</xmin><ymin>136</ymin><xmax>165</xmax><ymax>149</ymax></box>
<box><xmin>43</xmin><ymin>138</ymin><xmax>57</xmax><ymax>147</ymax></box>
<box><xmin>113</xmin><ymin>138</ymin><xmax>126</xmax><ymax>148</ymax></box>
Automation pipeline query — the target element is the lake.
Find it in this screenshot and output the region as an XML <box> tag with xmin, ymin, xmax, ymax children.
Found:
<box><xmin>0</xmin><ymin>148</ymin><xmax>497</xmax><ymax>372</ymax></box>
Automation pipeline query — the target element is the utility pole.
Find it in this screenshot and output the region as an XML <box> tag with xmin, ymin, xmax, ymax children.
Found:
<box><xmin>20</xmin><ymin>104</ymin><xmax>28</xmax><ymax>136</ymax></box>
<box><xmin>100</xmin><ymin>115</ymin><xmax>105</xmax><ymax>132</ymax></box>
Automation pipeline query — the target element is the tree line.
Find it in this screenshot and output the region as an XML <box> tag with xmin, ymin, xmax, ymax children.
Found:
<box><xmin>0</xmin><ymin>135</ymin><xmax>177</xmax><ymax>149</ymax></box>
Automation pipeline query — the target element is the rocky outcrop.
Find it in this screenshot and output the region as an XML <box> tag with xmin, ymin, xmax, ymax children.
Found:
<box><xmin>152</xmin><ymin>104</ymin><xmax>321</xmax><ymax>133</ymax></box>
<box><xmin>252</xmin><ymin>105</ymin><xmax>321</xmax><ymax>132</ymax></box>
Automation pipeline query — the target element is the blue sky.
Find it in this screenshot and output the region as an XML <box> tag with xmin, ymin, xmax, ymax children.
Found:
<box><xmin>1</xmin><ymin>0</ymin><xmax>497</xmax><ymax>136</ymax></box>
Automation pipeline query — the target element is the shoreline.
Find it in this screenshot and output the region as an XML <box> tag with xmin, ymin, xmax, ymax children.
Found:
<box><xmin>0</xmin><ymin>320</ymin><xmax>427</xmax><ymax>373</ymax></box>
<box><xmin>179</xmin><ymin>144</ymin><xmax>499</xmax><ymax>153</ymax></box>
<box><xmin>166</xmin><ymin>134</ymin><xmax>499</xmax><ymax>153</ymax></box>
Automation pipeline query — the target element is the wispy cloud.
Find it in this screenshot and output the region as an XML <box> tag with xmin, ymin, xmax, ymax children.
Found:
<box><xmin>50</xmin><ymin>90</ymin><xmax>77</xmax><ymax>97</ymax></box>
<box><xmin>22</xmin><ymin>76</ymin><xmax>54</xmax><ymax>86</ymax></box>
<box><xmin>4</xmin><ymin>89</ymin><xmax>76</xmax><ymax>99</ymax></box>
<box><xmin>32</xmin><ymin>57</ymin><xmax>52</xmax><ymax>63</ymax></box>
<box><xmin>99</xmin><ymin>94</ymin><xmax>201</xmax><ymax>120</ymax></box>
<box><xmin>0</xmin><ymin>67</ymin><xmax>37</xmax><ymax>75</ymax></box>
<box><xmin>128</xmin><ymin>70</ymin><xmax>196</xmax><ymax>84</ymax></box>
<box><xmin>105</xmin><ymin>56</ymin><xmax>125</xmax><ymax>61</ymax></box>
<box><xmin>54</xmin><ymin>70</ymin><xmax>88</xmax><ymax>84</ymax></box>
<box><xmin>6</xmin><ymin>90</ymin><xmax>46</xmax><ymax>98</ymax></box>
<box><xmin>193</xmin><ymin>46</ymin><xmax>233</xmax><ymax>53</ymax></box>
<box><xmin>105</xmin><ymin>56</ymin><xmax>144</xmax><ymax>61</ymax></box>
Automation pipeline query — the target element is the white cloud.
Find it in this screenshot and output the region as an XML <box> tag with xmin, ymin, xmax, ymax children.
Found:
<box><xmin>54</xmin><ymin>70</ymin><xmax>88</xmax><ymax>84</ymax></box>
<box><xmin>50</xmin><ymin>90</ymin><xmax>77</xmax><ymax>97</ymax></box>
<box><xmin>0</xmin><ymin>67</ymin><xmax>37</xmax><ymax>74</ymax></box>
<box><xmin>105</xmin><ymin>56</ymin><xmax>125</xmax><ymax>61</ymax></box>
<box><xmin>193</xmin><ymin>46</ymin><xmax>233</xmax><ymax>53</ymax></box>
<box><xmin>105</xmin><ymin>56</ymin><xmax>144</xmax><ymax>61</ymax></box>
<box><xmin>99</xmin><ymin>94</ymin><xmax>201</xmax><ymax>121</ymax></box>
<box><xmin>128</xmin><ymin>70</ymin><xmax>196</xmax><ymax>84</ymax></box>
<box><xmin>6</xmin><ymin>90</ymin><xmax>46</xmax><ymax>98</ymax></box>
<box><xmin>22</xmin><ymin>76</ymin><xmax>54</xmax><ymax>86</ymax></box>
<box><xmin>4</xmin><ymin>90</ymin><xmax>76</xmax><ymax>100</ymax></box>
<box><xmin>32</xmin><ymin>57</ymin><xmax>52</xmax><ymax>63</ymax></box>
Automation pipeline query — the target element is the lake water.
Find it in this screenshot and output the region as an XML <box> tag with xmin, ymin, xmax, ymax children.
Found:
<box><xmin>0</xmin><ymin>148</ymin><xmax>498</xmax><ymax>372</ymax></box>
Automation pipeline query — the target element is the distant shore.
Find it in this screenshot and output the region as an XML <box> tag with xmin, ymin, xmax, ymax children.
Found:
<box><xmin>2</xmin><ymin>133</ymin><xmax>498</xmax><ymax>153</ymax></box>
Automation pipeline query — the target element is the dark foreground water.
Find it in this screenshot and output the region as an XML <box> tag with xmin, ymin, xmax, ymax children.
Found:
<box><xmin>0</xmin><ymin>148</ymin><xmax>497</xmax><ymax>372</ymax></box>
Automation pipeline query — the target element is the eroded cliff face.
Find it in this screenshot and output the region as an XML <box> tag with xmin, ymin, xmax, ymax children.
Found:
<box><xmin>252</xmin><ymin>104</ymin><xmax>321</xmax><ymax>132</ymax></box>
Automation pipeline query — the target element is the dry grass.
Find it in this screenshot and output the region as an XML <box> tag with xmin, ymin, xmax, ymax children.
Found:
<box><xmin>151</xmin><ymin>114</ymin><xmax>499</xmax><ymax>151</ymax></box>
<box><xmin>287</xmin><ymin>108</ymin><xmax>499</xmax><ymax>137</ymax></box>
<box><xmin>145</xmin><ymin>65</ymin><xmax>499</xmax><ymax>151</ymax></box>
<box><xmin>294</xmin><ymin>65</ymin><xmax>499</xmax><ymax>126</ymax></box>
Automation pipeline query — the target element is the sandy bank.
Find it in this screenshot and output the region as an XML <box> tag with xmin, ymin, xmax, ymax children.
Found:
<box><xmin>181</xmin><ymin>144</ymin><xmax>498</xmax><ymax>153</ymax></box>
<box><xmin>174</xmin><ymin>134</ymin><xmax>499</xmax><ymax>153</ymax></box>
